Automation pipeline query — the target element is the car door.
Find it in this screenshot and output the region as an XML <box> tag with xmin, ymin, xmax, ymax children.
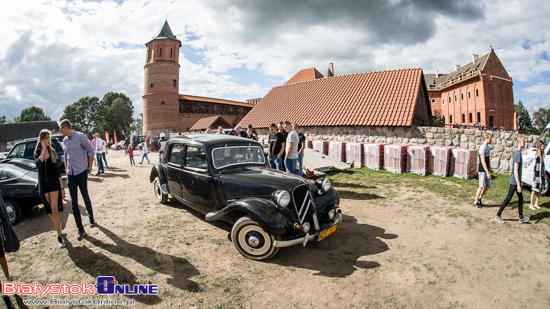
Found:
<box><xmin>166</xmin><ymin>144</ymin><xmax>185</xmax><ymax>200</ymax></box>
<box><xmin>180</xmin><ymin>146</ymin><xmax>217</xmax><ymax>211</ymax></box>
<box><xmin>8</xmin><ymin>143</ymin><xmax>26</xmax><ymax>159</ymax></box>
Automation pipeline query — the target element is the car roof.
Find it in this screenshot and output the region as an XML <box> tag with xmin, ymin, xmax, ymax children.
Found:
<box><xmin>169</xmin><ymin>134</ymin><xmax>259</xmax><ymax>147</ymax></box>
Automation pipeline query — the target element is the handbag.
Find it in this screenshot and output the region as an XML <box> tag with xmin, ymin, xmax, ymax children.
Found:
<box><xmin>57</xmin><ymin>189</ymin><xmax>64</xmax><ymax>212</ymax></box>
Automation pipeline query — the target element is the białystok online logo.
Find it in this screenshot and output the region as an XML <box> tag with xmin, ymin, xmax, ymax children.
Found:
<box><xmin>2</xmin><ymin>276</ymin><xmax>158</xmax><ymax>297</ymax></box>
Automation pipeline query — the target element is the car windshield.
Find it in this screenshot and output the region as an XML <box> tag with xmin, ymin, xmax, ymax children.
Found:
<box><xmin>536</xmin><ymin>127</ymin><xmax>550</xmax><ymax>150</ymax></box>
<box><xmin>0</xmin><ymin>165</ymin><xmax>28</xmax><ymax>181</ymax></box>
<box><xmin>212</xmin><ymin>145</ymin><xmax>265</xmax><ymax>169</ymax></box>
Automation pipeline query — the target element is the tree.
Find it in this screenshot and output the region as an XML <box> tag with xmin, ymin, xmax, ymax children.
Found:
<box><xmin>532</xmin><ymin>107</ymin><xmax>550</xmax><ymax>135</ymax></box>
<box><xmin>514</xmin><ymin>100</ymin><xmax>533</xmax><ymax>132</ymax></box>
<box><xmin>425</xmin><ymin>110</ymin><xmax>445</xmax><ymax>127</ymax></box>
<box><xmin>18</xmin><ymin>106</ymin><xmax>51</xmax><ymax>122</ymax></box>
<box><xmin>128</xmin><ymin>118</ymin><xmax>143</xmax><ymax>137</ymax></box>
<box><xmin>0</xmin><ymin>115</ymin><xmax>5</xmax><ymax>124</ymax></box>
<box><xmin>96</xmin><ymin>92</ymin><xmax>135</xmax><ymax>140</ymax></box>
<box><xmin>61</xmin><ymin>96</ymin><xmax>100</xmax><ymax>137</ymax></box>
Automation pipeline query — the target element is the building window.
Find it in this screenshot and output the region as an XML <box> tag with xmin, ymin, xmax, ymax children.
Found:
<box><xmin>489</xmin><ymin>116</ymin><xmax>494</xmax><ymax>127</ymax></box>
<box><xmin>450</xmin><ymin>115</ymin><xmax>453</xmax><ymax>123</ymax></box>
<box><xmin>150</xmin><ymin>83</ymin><xmax>153</xmax><ymax>87</ymax></box>
<box><xmin>442</xmin><ymin>98</ymin><xmax>445</xmax><ymax>105</ymax></box>
<box><xmin>454</xmin><ymin>95</ymin><xmax>458</xmax><ymax>102</ymax></box>
<box><xmin>420</xmin><ymin>90</ymin><xmax>424</xmax><ymax>97</ymax></box>
<box><xmin>469</xmin><ymin>113</ymin><xmax>473</xmax><ymax>123</ymax></box>
<box><xmin>461</xmin><ymin>93</ymin><xmax>464</xmax><ymax>100</ymax></box>
<box><xmin>173</xmin><ymin>79</ymin><xmax>176</xmax><ymax>87</ymax></box>
<box><xmin>161</xmin><ymin>101</ymin><xmax>165</xmax><ymax>105</ymax></box>
<box><xmin>477</xmin><ymin>112</ymin><xmax>481</xmax><ymax>123</ymax></box>
<box><xmin>159</xmin><ymin>48</ymin><xmax>163</xmax><ymax>57</ymax></box>
<box><xmin>476</xmin><ymin>89</ymin><xmax>479</xmax><ymax>96</ymax></box>
<box><xmin>449</xmin><ymin>96</ymin><xmax>451</xmax><ymax>103</ymax></box>
<box><xmin>171</xmin><ymin>48</ymin><xmax>173</xmax><ymax>58</ymax></box>
<box><xmin>462</xmin><ymin>114</ymin><xmax>465</xmax><ymax>123</ymax></box>
<box><xmin>431</xmin><ymin>98</ymin><xmax>436</xmax><ymax>105</ymax></box>
<box><xmin>468</xmin><ymin>91</ymin><xmax>471</xmax><ymax>99</ymax></box>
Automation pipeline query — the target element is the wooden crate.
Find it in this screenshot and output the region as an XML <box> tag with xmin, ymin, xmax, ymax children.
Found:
<box><xmin>364</xmin><ymin>143</ymin><xmax>386</xmax><ymax>170</ymax></box>
<box><xmin>451</xmin><ymin>148</ymin><xmax>478</xmax><ymax>179</ymax></box>
<box><xmin>407</xmin><ymin>145</ymin><xmax>430</xmax><ymax>176</ymax></box>
<box><xmin>312</xmin><ymin>140</ymin><xmax>329</xmax><ymax>155</ymax></box>
<box><xmin>384</xmin><ymin>144</ymin><xmax>408</xmax><ymax>174</ymax></box>
<box><xmin>328</xmin><ymin>141</ymin><xmax>347</xmax><ymax>162</ymax></box>
<box><xmin>429</xmin><ymin>146</ymin><xmax>452</xmax><ymax>177</ymax></box>
<box><xmin>345</xmin><ymin>142</ymin><xmax>364</xmax><ymax>166</ymax></box>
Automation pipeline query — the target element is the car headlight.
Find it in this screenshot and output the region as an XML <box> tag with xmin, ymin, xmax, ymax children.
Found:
<box><xmin>328</xmin><ymin>209</ymin><xmax>335</xmax><ymax>220</ymax></box>
<box><xmin>315</xmin><ymin>178</ymin><xmax>331</xmax><ymax>192</ymax></box>
<box><xmin>302</xmin><ymin>222</ymin><xmax>311</xmax><ymax>233</ymax></box>
<box><xmin>272</xmin><ymin>190</ymin><xmax>290</xmax><ymax>208</ymax></box>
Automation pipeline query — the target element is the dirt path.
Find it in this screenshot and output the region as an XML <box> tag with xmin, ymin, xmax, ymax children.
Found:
<box><xmin>9</xmin><ymin>149</ymin><xmax>550</xmax><ymax>308</ymax></box>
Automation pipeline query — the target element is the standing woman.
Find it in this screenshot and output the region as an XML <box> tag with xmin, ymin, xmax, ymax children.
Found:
<box><xmin>530</xmin><ymin>141</ymin><xmax>546</xmax><ymax>210</ymax></box>
<box><xmin>35</xmin><ymin>129</ymin><xmax>65</xmax><ymax>248</ymax></box>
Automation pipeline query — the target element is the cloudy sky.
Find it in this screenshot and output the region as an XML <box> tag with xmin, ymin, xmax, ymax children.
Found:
<box><xmin>1</xmin><ymin>0</ymin><xmax>549</xmax><ymax>121</ymax></box>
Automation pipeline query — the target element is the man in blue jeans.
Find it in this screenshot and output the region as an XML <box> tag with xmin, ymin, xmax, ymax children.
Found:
<box><xmin>293</xmin><ymin>124</ymin><xmax>306</xmax><ymax>177</ymax></box>
<box><xmin>60</xmin><ymin>119</ymin><xmax>96</xmax><ymax>240</ymax></box>
<box><xmin>267</xmin><ymin>123</ymin><xmax>285</xmax><ymax>171</ymax></box>
<box><xmin>284</xmin><ymin>121</ymin><xmax>300</xmax><ymax>176</ymax></box>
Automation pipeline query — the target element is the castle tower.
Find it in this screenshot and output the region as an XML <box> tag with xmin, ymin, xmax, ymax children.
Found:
<box><xmin>142</xmin><ymin>20</ymin><xmax>181</xmax><ymax>134</ymax></box>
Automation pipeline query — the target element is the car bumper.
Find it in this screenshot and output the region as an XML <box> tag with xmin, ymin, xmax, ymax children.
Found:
<box><xmin>273</xmin><ymin>210</ymin><xmax>342</xmax><ymax>248</ymax></box>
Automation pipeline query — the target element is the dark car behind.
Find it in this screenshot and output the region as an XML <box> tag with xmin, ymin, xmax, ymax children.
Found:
<box><xmin>131</xmin><ymin>135</ymin><xmax>146</xmax><ymax>150</ymax></box>
<box><xmin>0</xmin><ymin>163</ymin><xmax>41</xmax><ymax>224</ymax></box>
<box><xmin>150</xmin><ymin>137</ymin><xmax>160</xmax><ymax>151</ymax></box>
<box><xmin>1</xmin><ymin>138</ymin><xmax>65</xmax><ymax>173</ymax></box>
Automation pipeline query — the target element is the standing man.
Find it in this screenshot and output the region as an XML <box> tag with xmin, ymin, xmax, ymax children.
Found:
<box><xmin>159</xmin><ymin>132</ymin><xmax>167</xmax><ymax>161</ymax></box>
<box><xmin>473</xmin><ymin>133</ymin><xmax>492</xmax><ymax>208</ymax></box>
<box><xmin>94</xmin><ymin>134</ymin><xmax>106</xmax><ymax>176</ymax></box>
<box><xmin>293</xmin><ymin>124</ymin><xmax>306</xmax><ymax>176</ymax></box>
<box><xmin>217</xmin><ymin>126</ymin><xmax>225</xmax><ymax>134</ymax></box>
<box><xmin>495</xmin><ymin>135</ymin><xmax>529</xmax><ymax>224</ymax></box>
<box><xmin>267</xmin><ymin>123</ymin><xmax>285</xmax><ymax>171</ymax></box>
<box><xmin>278</xmin><ymin>121</ymin><xmax>287</xmax><ymax>171</ymax></box>
<box><xmin>284</xmin><ymin>121</ymin><xmax>300</xmax><ymax>176</ymax></box>
<box><xmin>247</xmin><ymin>124</ymin><xmax>259</xmax><ymax>141</ymax></box>
<box><xmin>60</xmin><ymin>119</ymin><xmax>96</xmax><ymax>240</ymax></box>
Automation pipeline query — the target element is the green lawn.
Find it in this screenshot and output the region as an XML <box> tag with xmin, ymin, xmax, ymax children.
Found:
<box><xmin>326</xmin><ymin>167</ymin><xmax>550</xmax><ymax>225</ymax></box>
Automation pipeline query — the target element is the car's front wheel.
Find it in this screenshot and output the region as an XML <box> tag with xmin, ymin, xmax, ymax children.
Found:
<box><xmin>153</xmin><ymin>177</ymin><xmax>168</xmax><ymax>204</ymax></box>
<box><xmin>231</xmin><ymin>216</ymin><xmax>279</xmax><ymax>260</ymax></box>
<box><xmin>4</xmin><ymin>198</ymin><xmax>21</xmax><ymax>225</ymax></box>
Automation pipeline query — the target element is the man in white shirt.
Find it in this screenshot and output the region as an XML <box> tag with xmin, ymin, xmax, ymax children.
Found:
<box><xmin>284</xmin><ymin>121</ymin><xmax>300</xmax><ymax>176</ymax></box>
<box><xmin>94</xmin><ymin>134</ymin><xmax>106</xmax><ymax>176</ymax></box>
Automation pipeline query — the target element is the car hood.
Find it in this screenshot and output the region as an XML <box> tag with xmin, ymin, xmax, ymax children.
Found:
<box><xmin>219</xmin><ymin>166</ymin><xmax>307</xmax><ymax>200</ymax></box>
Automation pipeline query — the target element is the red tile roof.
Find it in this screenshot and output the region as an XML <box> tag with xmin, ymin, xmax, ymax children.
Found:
<box><xmin>189</xmin><ymin>115</ymin><xmax>231</xmax><ymax>131</ymax></box>
<box><xmin>240</xmin><ymin>68</ymin><xmax>427</xmax><ymax>128</ymax></box>
<box><xmin>180</xmin><ymin>94</ymin><xmax>254</xmax><ymax>108</ymax></box>
<box><xmin>284</xmin><ymin>68</ymin><xmax>324</xmax><ymax>85</ymax></box>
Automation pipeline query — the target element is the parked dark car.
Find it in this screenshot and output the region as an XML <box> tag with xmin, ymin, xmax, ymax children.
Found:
<box><xmin>1</xmin><ymin>138</ymin><xmax>65</xmax><ymax>173</ymax></box>
<box><xmin>131</xmin><ymin>135</ymin><xmax>146</xmax><ymax>150</ymax></box>
<box><xmin>151</xmin><ymin>137</ymin><xmax>160</xmax><ymax>151</ymax></box>
<box><xmin>149</xmin><ymin>134</ymin><xmax>341</xmax><ymax>260</ymax></box>
<box><xmin>0</xmin><ymin>163</ymin><xmax>41</xmax><ymax>224</ymax></box>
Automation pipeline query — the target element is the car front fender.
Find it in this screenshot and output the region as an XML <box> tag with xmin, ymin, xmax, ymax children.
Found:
<box><xmin>205</xmin><ymin>198</ymin><xmax>288</xmax><ymax>236</ymax></box>
<box><xmin>149</xmin><ymin>164</ymin><xmax>169</xmax><ymax>195</ymax></box>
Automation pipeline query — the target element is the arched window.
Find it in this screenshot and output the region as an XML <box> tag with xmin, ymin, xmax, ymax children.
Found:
<box><xmin>431</xmin><ymin>98</ymin><xmax>436</xmax><ymax>105</ymax></box>
<box><xmin>159</xmin><ymin>48</ymin><xmax>163</xmax><ymax>57</ymax></box>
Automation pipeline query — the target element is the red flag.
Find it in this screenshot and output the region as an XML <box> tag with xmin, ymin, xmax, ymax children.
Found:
<box><xmin>114</xmin><ymin>129</ymin><xmax>118</xmax><ymax>146</ymax></box>
<box><xmin>105</xmin><ymin>131</ymin><xmax>109</xmax><ymax>142</ymax></box>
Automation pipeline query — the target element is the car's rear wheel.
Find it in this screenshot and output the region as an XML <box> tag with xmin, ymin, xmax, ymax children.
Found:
<box><xmin>542</xmin><ymin>172</ymin><xmax>550</xmax><ymax>196</ymax></box>
<box><xmin>116</xmin><ymin>146</ymin><xmax>121</xmax><ymax>150</ymax></box>
<box><xmin>153</xmin><ymin>177</ymin><xmax>168</xmax><ymax>204</ymax></box>
<box><xmin>231</xmin><ymin>216</ymin><xmax>279</xmax><ymax>260</ymax></box>
<box><xmin>4</xmin><ymin>198</ymin><xmax>21</xmax><ymax>225</ymax></box>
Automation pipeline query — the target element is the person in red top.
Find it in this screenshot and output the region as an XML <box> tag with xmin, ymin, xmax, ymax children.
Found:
<box><xmin>127</xmin><ymin>143</ymin><xmax>135</xmax><ymax>166</ymax></box>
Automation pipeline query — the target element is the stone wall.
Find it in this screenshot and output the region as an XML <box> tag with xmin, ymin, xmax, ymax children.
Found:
<box><xmin>256</xmin><ymin>126</ymin><xmax>539</xmax><ymax>174</ymax></box>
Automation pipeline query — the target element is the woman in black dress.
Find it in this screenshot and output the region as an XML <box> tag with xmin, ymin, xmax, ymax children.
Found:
<box><xmin>35</xmin><ymin>129</ymin><xmax>65</xmax><ymax>248</ymax></box>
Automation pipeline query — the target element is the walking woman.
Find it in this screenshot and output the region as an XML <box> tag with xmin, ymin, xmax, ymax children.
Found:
<box><xmin>530</xmin><ymin>141</ymin><xmax>546</xmax><ymax>210</ymax></box>
<box><xmin>35</xmin><ymin>129</ymin><xmax>65</xmax><ymax>248</ymax></box>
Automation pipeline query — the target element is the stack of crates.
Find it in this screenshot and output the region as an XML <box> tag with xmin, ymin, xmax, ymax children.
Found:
<box><xmin>451</xmin><ymin>148</ymin><xmax>478</xmax><ymax>179</ymax></box>
<box><xmin>312</xmin><ymin>140</ymin><xmax>329</xmax><ymax>155</ymax></box>
<box><xmin>305</xmin><ymin>140</ymin><xmax>313</xmax><ymax>149</ymax></box>
<box><xmin>328</xmin><ymin>141</ymin><xmax>347</xmax><ymax>162</ymax></box>
<box><xmin>407</xmin><ymin>145</ymin><xmax>430</xmax><ymax>176</ymax></box>
<box><xmin>364</xmin><ymin>143</ymin><xmax>386</xmax><ymax>170</ymax></box>
<box><xmin>384</xmin><ymin>144</ymin><xmax>409</xmax><ymax>174</ymax></box>
<box><xmin>429</xmin><ymin>146</ymin><xmax>452</xmax><ymax>177</ymax></box>
<box><xmin>345</xmin><ymin>142</ymin><xmax>364</xmax><ymax>166</ymax></box>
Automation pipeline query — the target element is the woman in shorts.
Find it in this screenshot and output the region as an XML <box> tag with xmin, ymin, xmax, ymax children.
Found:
<box><xmin>35</xmin><ymin>129</ymin><xmax>65</xmax><ymax>248</ymax></box>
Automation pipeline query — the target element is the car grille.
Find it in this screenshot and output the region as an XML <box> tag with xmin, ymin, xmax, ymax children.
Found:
<box><xmin>291</xmin><ymin>185</ymin><xmax>318</xmax><ymax>230</ymax></box>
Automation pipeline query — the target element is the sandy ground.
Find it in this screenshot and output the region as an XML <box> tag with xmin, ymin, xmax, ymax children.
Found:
<box><xmin>8</xmin><ymin>149</ymin><xmax>550</xmax><ymax>308</ymax></box>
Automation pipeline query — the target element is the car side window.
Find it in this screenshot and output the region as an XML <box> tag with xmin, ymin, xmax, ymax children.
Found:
<box><xmin>186</xmin><ymin>146</ymin><xmax>208</xmax><ymax>169</ymax></box>
<box><xmin>11</xmin><ymin>143</ymin><xmax>26</xmax><ymax>158</ymax></box>
<box><xmin>169</xmin><ymin>144</ymin><xmax>184</xmax><ymax>166</ymax></box>
<box><xmin>24</xmin><ymin>142</ymin><xmax>37</xmax><ymax>158</ymax></box>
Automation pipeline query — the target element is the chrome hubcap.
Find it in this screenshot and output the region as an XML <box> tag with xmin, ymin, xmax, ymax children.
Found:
<box><xmin>248</xmin><ymin>235</ymin><xmax>260</xmax><ymax>247</ymax></box>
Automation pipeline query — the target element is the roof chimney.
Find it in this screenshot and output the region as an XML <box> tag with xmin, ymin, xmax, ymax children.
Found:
<box><xmin>472</xmin><ymin>54</ymin><xmax>479</xmax><ymax>63</ymax></box>
<box><xmin>435</xmin><ymin>70</ymin><xmax>439</xmax><ymax>78</ymax></box>
<box><xmin>454</xmin><ymin>64</ymin><xmax>461</xmax><ymax>71</ymax></box>
<box><xmin>327</xmin><ymin>63</ymin><xmax>334</xmax><ymax>77</ymax></box>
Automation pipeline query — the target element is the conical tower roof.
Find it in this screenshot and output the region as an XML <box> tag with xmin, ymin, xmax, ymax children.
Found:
<box><xmin>147</xmin><ymin>20</ymin><xmax>180</xmax><ymax>44</ymax></box>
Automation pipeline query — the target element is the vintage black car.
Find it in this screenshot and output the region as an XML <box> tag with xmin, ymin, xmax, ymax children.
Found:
<box><xmin>0</xmin><ymin>162</ymin><xmax>41</xmax><ymax>224</ymax></box>
<box><xmin>149</xmin><ymin>134</ymin><xmax>341</xmax><ymax>260</ymax></box>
